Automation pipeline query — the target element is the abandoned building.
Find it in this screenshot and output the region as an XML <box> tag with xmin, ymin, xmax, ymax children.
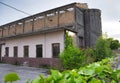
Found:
<box><xmin>0</xmin><ymin>3</ymin><xmax>102</xmax><ymax>67</ymax></box>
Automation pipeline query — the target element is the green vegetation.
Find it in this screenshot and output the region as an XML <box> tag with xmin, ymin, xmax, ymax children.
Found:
<box><xmin>94</xmin><ymin>36</ymin><xmax>113</xmax><ymax>61</ymax></box>
<box><xmin>65</xmin><ymin>32</ymin><xmax>74</xmax><ymax>49</ymax></box>
<box><xmin>4</xmin><ymin>72</ymin><xmax>20</xmax><ymax>83</ymax></box>
<box><xmin>59</xmin><ymin>33</ymin><xmax>113</xmax><ymax>69</ymax></box>
<box><xmin>107</xmin><ymin>38</ymin><xmax>120</xmax><ymax>50</ymax></box>
<box><xmin>59</xmin><ymin>45</ymin><xmax>87</xmax><ymax>69</ymax></box>
<box><xmin>31</xmin><ymin>58</ymin><xmax>120</xmax><ymax>83</ymax></box>
<box><xmin>59</xmin><ymin>32</ymin><xmax>96</xmax><ymax>69</ymax></box>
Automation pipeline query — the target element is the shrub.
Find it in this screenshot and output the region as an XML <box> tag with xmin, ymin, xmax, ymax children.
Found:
<box><xmin>59</xmin><ymin>32</ymin><xmax>88</xmax><ymax>69</ymax></box>
<box><xmin>107</xmin><ymin>38</ymin><xmax>120</xmax><ymax>50</ymax></box>
<box><xmin>59</xmin><ymin>46</ymin><xmax>87</xmax><ymax>69</ymax></box>
<box><xmin>31</xmin><ymin>58</ymin><xmax>120</xmax><ymax>83</ymax></box>
<box><xmin>83</xmin><ymin>48</ymin><xmax>96</xmax><ymax>64</ymax></box>
<box><xmin>4</xmin><ymin>72</ymin><xmax>20</xmax><ymax>83</ymax></box>
<box><xmin>94</xmin><ymin>36</ymin><xmax>113</xmax><ymax>61</ymax></box>
<box><xmin>64</xmin><ymin>32</ymin><xmax>73</xmax><ymax>49</ymax></box>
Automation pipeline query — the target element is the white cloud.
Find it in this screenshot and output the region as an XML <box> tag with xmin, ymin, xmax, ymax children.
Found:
<box><xmin>102</xmin><ymin>21</ymin><xmax>120</xmax><ymax>40</ymax></box>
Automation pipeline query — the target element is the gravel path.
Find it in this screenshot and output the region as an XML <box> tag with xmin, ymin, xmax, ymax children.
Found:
<box><xmin>0</xmin><ymin>64</ymin><xmax>49</xmax><ymax>83</ymax></box>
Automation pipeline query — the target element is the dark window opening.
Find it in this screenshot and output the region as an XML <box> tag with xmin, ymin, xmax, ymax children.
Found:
<box><xmin>14</xmin><ymin>46</ymin><xmax>18</xmax><ymax>57</ymax></box>
<box><xmin>36</xmin><ymin>45</ymin><xmax>42</xmax><ymax>58</ymax></box>
<box><xmin>24</xmin><ymin>46</ymin><xmax>29</xmax><ymax>57</ymax></box>
<box><xmin>5</xmin><ymin>47</ymin><xmax>9</xmax><ymax>57</ymax></box>
<box><xmin>52</xmin><ymin>43</ymin><xmax>60</xmax><ymax>58</ymax></box>
<box><xmin>79</xmin><ymin>37</ymin><xmax>83</xmax><ymax>48</ymax></box>
<box><xmin>0</xmin><ymin>46</ymin><xmax>1</xmax><ymax>61</ymax></box>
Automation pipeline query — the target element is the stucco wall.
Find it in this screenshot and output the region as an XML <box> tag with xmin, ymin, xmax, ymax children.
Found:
<box><xmin>1</xmin><ymin>30</ymin><xmax>64</xmax><ymax>58</ymax></box>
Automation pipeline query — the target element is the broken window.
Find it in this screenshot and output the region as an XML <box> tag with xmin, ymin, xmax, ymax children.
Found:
<box><xmin>14</xmin><ymin>46</ymin><xmax>18</xmax><ymax>57</ymax></box>
<box><xmin>52</xmin><ymin>43</ymin><xmax>60</xmax><ymax>58</ymax></box>
<box><xmin>36</xmin><ymin>45</ymin><xmax>42</xmax><ymax>58</ymax></box>
<box><xmin>24</xmin><ymin>46</ymin><xmax>29</xmax><ymax>57</ymax></box>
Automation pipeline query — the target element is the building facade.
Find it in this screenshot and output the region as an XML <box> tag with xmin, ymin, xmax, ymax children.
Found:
<box><xmin>0</xmin><ymin>3</ymin><xmax>102</xmax><ymax>67</ymax></box>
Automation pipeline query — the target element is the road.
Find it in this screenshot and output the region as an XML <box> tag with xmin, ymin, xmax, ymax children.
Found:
<box><xmin>0</xmin><ymin>64</ymin><xmax>49</xmax><ymax>83</ymax></box>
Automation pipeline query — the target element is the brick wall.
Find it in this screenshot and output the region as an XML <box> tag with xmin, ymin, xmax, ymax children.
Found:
<box><xmin>2</xmin><ymin>57</ymin><xmax>62</xmax><ymax>68</ymax></box>
<box><xmin>1</xmin><ymin>11</ymin><xmax>74</xmax><ymax>38</ymax></box>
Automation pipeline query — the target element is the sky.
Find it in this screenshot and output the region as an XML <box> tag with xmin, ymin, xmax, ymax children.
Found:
<box><xmin>0</xmin><ymin>0</ymin><xmax>120</xmax><ymax>41</ymax></box>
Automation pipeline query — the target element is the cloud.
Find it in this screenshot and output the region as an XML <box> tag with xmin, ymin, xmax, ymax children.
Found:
<box><xmin>102</xmin><ymin>21</ymin><xmax>120</xmax><ymax>40</ymax></box>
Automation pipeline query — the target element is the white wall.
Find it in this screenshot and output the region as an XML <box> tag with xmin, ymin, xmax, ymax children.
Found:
<box><xmin>1</xmin><ymin>30</ymin><xmax>65</xmax><ymax>58</ymax></box>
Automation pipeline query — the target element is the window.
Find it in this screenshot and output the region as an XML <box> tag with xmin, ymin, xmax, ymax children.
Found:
<box><xmin>52</xmin><ymin>43</ymin><xmax>60</xmax><ymax>58</ymax></box>
<box><xmin>5</xmin><ymin>47</ymin><xmax>9</xmax><ymax>57</ymax></box>
<box><xmin>0</xmin><ymin>46</ymin><xmax>1</xmax><ymax>60</ymax></box>
<box><xmin>14</xmin><ymin>46</ymin><xmax>18</xmax><ymax>57</ymax></box>
<box><xmin>36</xmin><ymin>45</ymin><xmax>42</xmax><ymax>58</ymax></box>
<box><xmin>24</xmin><ymin>46</ymin><xmax>29</xmax><ymax>57</ymax></box>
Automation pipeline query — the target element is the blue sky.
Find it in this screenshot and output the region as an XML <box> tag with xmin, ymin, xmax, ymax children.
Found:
<box><xmin>0</xmin><ymin>0</ymin><xmax>120</xmax><ymax>40</ymax></box>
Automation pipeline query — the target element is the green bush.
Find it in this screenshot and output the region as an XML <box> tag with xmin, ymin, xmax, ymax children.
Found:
<box><xmin>31</xmin><ymin>58</ymin><xmax>120</xmax><ymax>83</ymax></box>
<box><xmin>107</xmin><ymin>38</ymin><xmax>120</xmax><ymax>50</ymax></box>
<box><xmin>83</xmin><ymin>48</ymin><xmax>96</xmax><ymax>64</ymax></box>
<box><xmin>94</xmin><ymin>36</ymin><xmax>113</xmax><ymax>61</ymax></box>
<box><xmin>4</xmin><ymin>72</ymin><xmax>20</xmax><ymax>83</ymax></box>
<box><xmin>59</xmin><ymin>46</ymin><xmax>87</xmax><ymax>69</ymax></box>
<box><xmin>60</xmin><ymin>32</ymin><xmax>89</xmax><ymax>69</ymax></box>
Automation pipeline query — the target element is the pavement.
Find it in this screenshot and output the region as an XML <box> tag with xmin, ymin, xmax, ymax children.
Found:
<box><xmin>0</xmin><ymin>64</ymin><xmax>49</xmax><ymax>83</ymax></box>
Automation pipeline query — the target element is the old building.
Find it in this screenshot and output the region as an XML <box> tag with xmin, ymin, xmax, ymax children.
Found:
<box><xmin>0</xmin><ymin>3</ymin><xmax>102</xmax><ymax>67</ymax></box>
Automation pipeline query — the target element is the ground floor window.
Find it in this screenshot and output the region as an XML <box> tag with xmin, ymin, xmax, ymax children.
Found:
<box><xmin>36</xmin><ymin>44</ymin><xmax>42</xmax><ymax>58</ymax></box>
<box><xmin>5</xmin><ymin>47</ymin><xmax>9</xmax><ymax>57</ymax></box>
<box><xmin>14</xmin><ymin>46</ymin><xmax>18</xmax><ymax>57</ymax></box>
<box><xmin>0</xmin><ymin>46</ymin><xmax>1</xmax><ymax>59</ymax></box>
<box><xmin>52</xmin><ymin>43</ymin><xmax>60</xmax><ymax>58</ymax></box>
<box><xmin>24</xmin><ymin>46</ymin><xmax>29</xmax><ymax>57</ymax></box>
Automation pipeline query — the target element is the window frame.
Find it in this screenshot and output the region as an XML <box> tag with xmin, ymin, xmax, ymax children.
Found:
<box><xmin>52</xmin><ymin>43</ymin><xmax>60</xmax><ymax>58</ymax></box>
<box><xmin>5</xmin><ymin>47</ymin><xmax>9</xmax><ymax>57</ymax></box>
<box><xmin>36</xmin><ymin>44</ymin><xmax>43</xmax><ymax>58</ymax></box>
<box><xmin>14</xmin><ymin>46</ymin><xmax>18</xmax><ymax>57</ymax></box>
<box><xmin>24</xmin><ymin>45</ymin><xmax>29</xmax><ymax>57</ymax></box>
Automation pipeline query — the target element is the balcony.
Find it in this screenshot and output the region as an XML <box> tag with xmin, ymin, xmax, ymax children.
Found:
<box><xmin>0</xmin><ymin>3</ymin><xmax>88</xmax><ymax>40</ymax></box>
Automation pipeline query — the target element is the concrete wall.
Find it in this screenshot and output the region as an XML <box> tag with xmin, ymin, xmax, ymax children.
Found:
<box><xmin>1</xmin><ymin>30</ymin><xmax>64</xmax><ymax>58</ymax></box>
<box><xmin>84</xmin><ymin>9</ymin><xmax>102</xmax><ymax>47</ymax></box>
<box><xmin>75</xmin><ymin>7</ymin><xmax>85</xmax><ymax>48</ymax></box>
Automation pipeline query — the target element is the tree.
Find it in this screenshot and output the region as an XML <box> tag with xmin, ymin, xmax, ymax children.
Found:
<box><xmin>95</xmin><ymin>36</ymin><xmax>113</xmax><ymax>61</ymax></box>
<box><xmin>107</xmin><ymin>38</ymin><xmax>120</xmax><ymax>50</ymax></box>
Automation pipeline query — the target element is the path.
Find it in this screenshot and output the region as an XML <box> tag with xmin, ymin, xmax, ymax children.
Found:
<box><xmin>0</xmin><ymin>64</ymin><xmax>49</xmax><ymax>83</ymax></box>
